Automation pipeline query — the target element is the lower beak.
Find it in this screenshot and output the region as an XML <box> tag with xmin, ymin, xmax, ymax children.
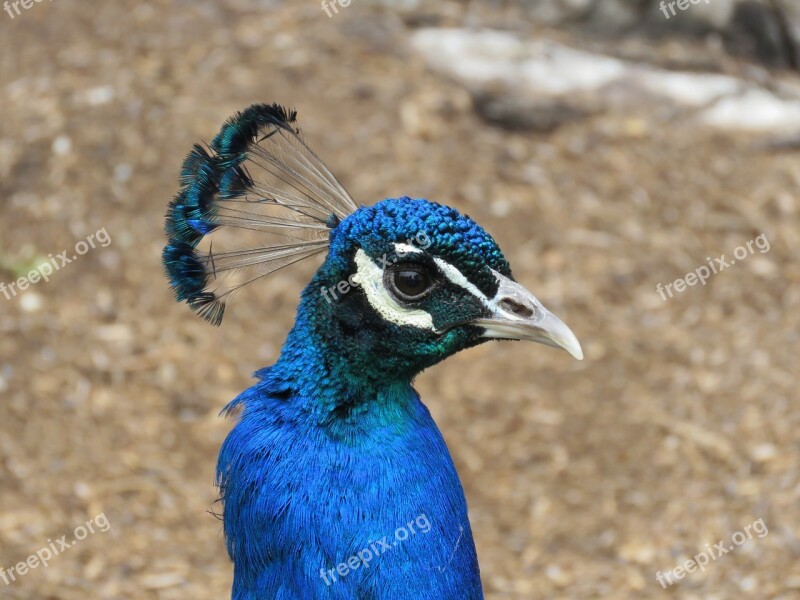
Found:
<box><xmin>472</xmin><ymin>270</ymin><xmax>584</xmax><ymax>360</ymax></box>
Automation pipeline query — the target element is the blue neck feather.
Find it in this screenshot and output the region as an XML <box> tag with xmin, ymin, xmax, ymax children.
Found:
<box><xmin>217</xmin><ymin>280</ymin><xmax>484</xmax><ymax>599</ymax></box>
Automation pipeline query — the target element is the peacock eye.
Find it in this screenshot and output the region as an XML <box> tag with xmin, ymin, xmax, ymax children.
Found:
<box><xmin>386</xmin><ymin>266</ymin><xmax>434</xmax><ymax>302</ymax></box>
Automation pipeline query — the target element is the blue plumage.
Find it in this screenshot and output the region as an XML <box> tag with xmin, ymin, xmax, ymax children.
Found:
<box><xmin>218</xmin><ymin>369</ymin><xmax>481</xmax><ymax>599</ymax></box>
<box><xmin>164</xmin><ymin>104</ymin><xmax>583</xmax><ymax>598</ymax></box>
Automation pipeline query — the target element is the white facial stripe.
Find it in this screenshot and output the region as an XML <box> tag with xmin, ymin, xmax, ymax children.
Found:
<box><xmin>432</xmin><ymin>257</ymin><xmax>491</xmax><ymax>309</ymax></box>
<box><xmin>393</xmin><ymin>243</ymin><xmax>423</xmax><ymax>255</ymax></box>
<box><xmin>352</xmin><ymin>249</ymin><xmax>437</xmax><ymax>331</ymax></box>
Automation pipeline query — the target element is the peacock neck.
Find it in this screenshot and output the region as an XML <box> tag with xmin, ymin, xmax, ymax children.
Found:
<box><xmin>264</xmin><ymin>291</ymin><xmax>419</xmax><ymax>431</ymax></box>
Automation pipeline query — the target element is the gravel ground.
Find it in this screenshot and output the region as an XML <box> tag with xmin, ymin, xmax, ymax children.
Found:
<box><xmin>1</xmin><ymin>2</ymin><xmax>799</xmax><ymax>599</ymax></box>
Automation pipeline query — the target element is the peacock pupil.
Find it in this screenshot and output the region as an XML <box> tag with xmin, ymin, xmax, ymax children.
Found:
<box><xmin>393</xmin><ymin>269</ymin><xmax>431</xmax><ymax>299</ymax></box>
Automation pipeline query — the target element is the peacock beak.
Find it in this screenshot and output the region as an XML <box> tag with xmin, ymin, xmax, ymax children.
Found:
<box><xmin>472</xmin><ymin>270</ymin><xmax>584</xmax><ymax>360</ymax></box>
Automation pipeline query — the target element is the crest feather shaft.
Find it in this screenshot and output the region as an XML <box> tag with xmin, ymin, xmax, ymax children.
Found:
<box><xmin>163</xmin><ymin>104</ymin><xmax>357</xmax><ymax>325</ymax></box>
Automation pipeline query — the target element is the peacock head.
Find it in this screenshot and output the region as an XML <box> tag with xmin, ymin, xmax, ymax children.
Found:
<box><xmin>296</xmin><ymin>197</ymin><xmax>582</xmax><ymax>382</ymax></box>
<box><xmin>164</xmin><ymin>104</ymin><xmax>582</xmax><ymax>386</ymax></box>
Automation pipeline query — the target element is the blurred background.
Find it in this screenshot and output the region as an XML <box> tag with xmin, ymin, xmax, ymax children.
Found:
<box><xmin>1</xmin><ymin>1</ymin><xmax>799</xmax><ymax>598</ymax></box>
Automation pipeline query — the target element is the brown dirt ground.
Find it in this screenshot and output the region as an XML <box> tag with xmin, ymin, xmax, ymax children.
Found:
<box><xmin>1</xmin><ymin>2</ymin><xmax>799</xmax><ymax>599</ymax></box>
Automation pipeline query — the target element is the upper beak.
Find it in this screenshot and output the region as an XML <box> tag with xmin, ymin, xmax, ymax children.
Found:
<box><xmin>472</xmin><ymin>270</ymin><xmax>584</xmax><ymax>360</ymax></box>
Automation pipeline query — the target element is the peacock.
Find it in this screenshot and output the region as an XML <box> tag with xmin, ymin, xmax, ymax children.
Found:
<box><xmin>163</xmin><ymin>103</ymin><xmax>583</xmax><ymax>599</ymax></box>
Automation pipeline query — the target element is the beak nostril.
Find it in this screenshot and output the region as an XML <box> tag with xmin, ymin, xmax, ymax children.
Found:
<box><xmin>498</xmin><ymin>298</ymin><xmax>534</xmax><ymax>319</ymax></box>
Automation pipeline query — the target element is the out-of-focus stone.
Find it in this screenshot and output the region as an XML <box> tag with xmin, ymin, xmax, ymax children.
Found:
<box><xmin>411</xmin><ymin>28</ymin><xmax>800</xmax><ymax>131</ymax></box>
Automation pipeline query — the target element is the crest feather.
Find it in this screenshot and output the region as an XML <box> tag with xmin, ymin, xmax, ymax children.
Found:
<box><xmin>163</xmin><ymin>103</ymin><xmax>357</xmax><ymax>325</ymax></box>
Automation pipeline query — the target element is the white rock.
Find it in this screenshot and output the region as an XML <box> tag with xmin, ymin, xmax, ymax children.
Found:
<box><xmin>411</xmin><ymin>28</ymin><xmax>800</xmax><ymax>132</ymax></box>
<box><xmin>20</xmin><ymin>292</ymin><xmax>43</xmax><ymax>313</ymax></box>
<box><xmin>638</xmin><ymin>71</ymin><xmax>742</xmax><ymax>106</ymax></box>
<box><xmin>85</xmin><ymin>85</ymin><xmax>115</xmax><ymax>106</ymax></box>
<box><xmin>52</xmin><ymin>135</ymin><xmax>72</xmax><ymax>156</ymax></box>
<box><xmin>411</xmin><ymin>30</ymin><xmax>626</xmax><ymax>96</ymax></box>
<box><xmin>701</xmin><ymin>88</ymin><xmax>800</xmax><ymax>130</ymax></box>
